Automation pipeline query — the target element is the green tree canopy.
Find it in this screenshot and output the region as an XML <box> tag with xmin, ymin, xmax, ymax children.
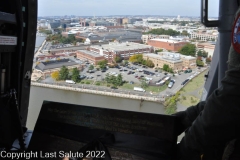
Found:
<box><xmin>146</xmin><ymin>59</ymin><xmax>155</xmax><ymax>68</ymax></box>
<box><xmin>59</xmin><ymin>66</ymin><xmax>69</xmax><ymax>80</ymax></box>
<box><xmin>197</xmin><ymin>50</ymin><xmax>208</xmax><ymax>58</ymax></box>
<box><xmin>179</xmin><ymin>43</ymin><xmax>196</xmax><ymax>57</ymax></box>
<box><xmin>89</xmin><ymin>65</ymin><xmax>94</xmax><ymax>70</ymax></box>
<box><xmin>144</xmin><ymin>28</ymin><xmax>180</xmax><ymax>36</ymax></box>
<box><xmin>71</xmin><ymin>67</ymin><xmax>80</xmax><ymax>82</ymax></box>
<box><xmin>155</xmin><ymin>49</ymin><xmax>163</xmax><ymax>54</ymax></box>
<box><xmin>181</xmin><ymin>30</ymin><xmax>189</xmax><ymax>36</ymax></box>
<box><xmin>97</xmin><ymin>60</ymin><xmax>108</xmax><ymax>69</ymax></box>
<box><xmin>140</xmin><ymin>79</ymin><xmax>149</xmax><ymax>89</ymax></box>
<box><xmin>163</xmin><ymin>64</ymin><xmax>174</xmax><ymax>73</ymax></box>
<box><xmin>105</xmin><ymin>73</ymin><xmax>123</xmax><ymax>87</ymax></box>
<box><xmin>196</xmin><ymin>59</ymin><xmax>204</xmax><ymax>66</ymax></box>
<box><xmin>114</xmin><ymin>55</ymin><xmax>123</xmax><ymax>63</ymax></box>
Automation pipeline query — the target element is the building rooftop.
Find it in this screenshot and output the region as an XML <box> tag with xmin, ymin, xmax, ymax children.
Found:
<box><xmin>150</xmin><ymin>39</ymin><xmax>183</xmax><ymax>43</ymax></box>
<box><xmin>144</xmin><ymin>53</ymin><xmax>183</xmax><ymax>63</ymax></box>
<box><xmin>91</xmin><ymin>42</ymin><xmax>152</xmax><ymax>52</ymax></box>
<box><xmin>181</xmin><ymin>55</ymin><xmax>196</xmax><ymax>60</ymax></box>
<box><xmin>35</xmin><ymin>59</ymin><xmax>78</xmax><ymax>71</ymax></box>
<box><xmin>78</xmin><ymin>50</ymin><xmax>103</xmax><ymax>58</ymax></box>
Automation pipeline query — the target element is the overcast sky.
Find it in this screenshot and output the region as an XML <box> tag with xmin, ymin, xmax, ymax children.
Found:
<box><xmin>38</xmin><ymin>0</ymin><xmax>219</xmax><ymax>17</ymax></box>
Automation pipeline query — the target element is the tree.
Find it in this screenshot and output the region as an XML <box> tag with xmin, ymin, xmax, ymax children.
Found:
<box><xmin>59</xmin><ymin>66</ymin><xmax>69</xmax><ymax>80</ymax></box>
<box><xmin>163</xmin><ymin>64</ymin><xmax>174</xmax><ymax>73</ymax></box>
<box><xmin>123</xmin><ymin>60</ymin><xmax>128</xmax><ymax>66</ymax></box>
<box><xmin>179</xmin><ymin>43</ymin><xmax>196</xmax><ymax>56</ymax></box>
<box><xmin>129</xmin><ymin>54</ymin><xmax>143</xmax><ymax>63</ymax></box>
<box><xmin>146</xmin><ymin>59</ymin><xmax>155</xmax><ymax>68</ymax></box>
<box><xmin>140</xmin><ymin>78</ymin><xmax>149</xmax><ymax>89</ymax></box>
<box><xmin>97</xmin><ymin>60</ymin><xmax>108</xmax><ymax>69</ymax></box>
<box><xmin>144</xmin><ymin>28</ymin><xmax>180</xmax><ymax>36</ymax></box>
<box><xmin>51</xmin><ymin>71</ymin><xmax>59</xmax><ymax>81</ymax></box>
<box><xmin>163</xmin><ymin>64</ymin><xmax>169</xmax><ymax>71</ymax></box>
<box><xmin>206</xmin><ymin>57</ymin><xmax>212</xmax><ymax>63</ymax></box>
<box><xmin>114</xmin><ymin>55</ymin><xmax>122</xmax><ymax>63</ymax></box>
<box><xmin>196</xmin><ymin>59</ymin><xmax>204</xmax><ymax>67</ymax></box>
<box><xmin>181</xmin><ymin>30</ymin><xmax>189</xmax><ymax>36</ymax></box>
<box><xmin>89</xmin><ymin>65</ymin><xmax>94</xmax><ymax>70</ymax></box>
<box><xmin>105</xmin><ymin>73</ymin><xmax>123</xmax><ymax>87</ymax></box>
<box><xmin>155</xmin><ymin>49</ymin><xmax>163</xmax><ymax>54</ymax></box>
<box><xmin>115</xmin><ymin>74</ymin><xmax>123</xmax><ymax>86</ymax></box>
<box><xmin>71</xmin><ymin>67</ymin><xmax>79</xmax><ymax>82</ymax></box>
<box><xmin>197</xmin><ymin>50</ymin><xmax>203</xmax><ymax>57</ymax></box>
<box><xmin>202</xmin><ymin>51</ymin><xmax>208</xmax><ymax>58</ymax></box>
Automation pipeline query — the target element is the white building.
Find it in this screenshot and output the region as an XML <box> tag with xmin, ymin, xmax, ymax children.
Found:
<box><xmin>190</xmin><ymin>31</ymin><xmax>218</xmax><ymax>41</ymax></box>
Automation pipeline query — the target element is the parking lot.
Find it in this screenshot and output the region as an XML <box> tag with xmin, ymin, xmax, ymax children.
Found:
<box><xmin>78</xmin><ymin>62</ymin><xmax>206</xmax><ymax>94</ymax></box>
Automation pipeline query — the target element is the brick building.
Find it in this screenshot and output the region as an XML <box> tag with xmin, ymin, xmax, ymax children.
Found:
<box><xmin>76</xmin><ymin>50</ymin><xmax>105</xmax><ymax>65</ymax></box>
<box><xmin>89</xmin><ymin>42</ymin><xmax>153</xmax><ymax>63</ymax></box>
<box><xmin>147</xmin><ymin>39</ymin><xmax>188</xmax><ymax>52</ymax></box>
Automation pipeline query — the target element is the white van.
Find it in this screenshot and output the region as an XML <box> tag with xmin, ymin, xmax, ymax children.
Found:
<box><xmin>65</xmin><ymin>80</ymin><xmax>76</xmax><ymax>84</ymax></box>
<box><xmin>133</xmin><ymin>87</ymin><xmax>145</xmax><ymax>92</ymax></box>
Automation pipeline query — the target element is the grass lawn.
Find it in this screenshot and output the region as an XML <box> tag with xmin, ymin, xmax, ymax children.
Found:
<box><xmin>180</xmin><ymin>70</ymin><xmax>207</xmax><ymax>93</ymax></box>
<box><xmin>179</xmin><ymin>95</ymin><xmax>199</xmax><ymax>107</ymax></box>
<box><xmin>86</xmin><ymin>81</ymin><xmax>169</xmax><ymax>93</ymax></box>
<box><xmin>120</xmin><ymin>83</ymin><xmax>136</xmax><ymax>90</ymax></box>
<box><xmin>178</xmin><ymin>70</ymin><xmax>207</xmax><ymax>107</ymax></box>
<box><xmin>146</xmin><ymin>85</ymin><xmax>168</xmax><ymax>93</ymax></box>
<box><xmin>79</xmin><ymin>79</ymin><xmax>94</xmax><ymax>84</ymax></box>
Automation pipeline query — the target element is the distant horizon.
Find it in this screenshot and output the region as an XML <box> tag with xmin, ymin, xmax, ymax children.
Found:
<box><xmin>38</xmin><ymin>0</ymin><xmax>219</xmax><ymax>17</ymax></box>
<box><xmin>37</xmin><ymin>15</ymin><xmax>218</xmax><ymax>19</ymax></box>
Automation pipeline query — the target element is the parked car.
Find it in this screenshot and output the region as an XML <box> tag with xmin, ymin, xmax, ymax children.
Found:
<box><xmin>79</xmin><ymin>75</ymin><xmax>86</xmax><ymax>79</ymax></box>
<box><xmin>168</xmin><ymin>81</ymin><xmax>174</xmax><ymax>88</ymax></box>
<box><xmin>129</xmin><ymin>81</ymin><xmax>134</xmax><ymax>84</ymax></box>
<box><xmin>181</xmin><ymin>79</ymin><xmax>189</xmax><ymax>85</ymax></box>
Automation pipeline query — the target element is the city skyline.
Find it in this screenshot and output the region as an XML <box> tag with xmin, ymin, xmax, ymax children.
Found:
<box><xmin>38</xmin><ymin>0</ymin><xmax>219</xmax><ymax>17</ymax></box>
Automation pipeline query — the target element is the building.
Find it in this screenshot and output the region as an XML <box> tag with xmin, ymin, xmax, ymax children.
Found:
<box><xmin>34</xmin><ymin>59</ymin><xmax>82</xmax><ymax>79</ymax></box>
<box><xmin>147</xmin><ymin>39</ymin><xmax>188</xmax><ymax>52</ymax></box>
<box><xmin>89</xmin><ymin>21</ymin><xmax>114</xmax><ymax>27</ymax></box>
<box><xmin>197</xmin><ymin>42</ymin><xmax>216</xmax><ymax>57</ymax></box>
<box><xmin>143</xmin><ymin>52</ymin><xmax>196</xmax><ymax>71</ymax></box>
<box><xmin>89</xmin><ymin>42</ymin><xmax>153</xmax><ymax>63</ymax></box>
<box><xmin>117</xmin><ymin>18</ymin><xmax>123</xmax><ymax>25</ymax></box>
<box><xmin>42</xmin><ymin>46</ymin><xmax>87</xmax><ymax>55</ymax></box>
<box><xmin>79</xmin><ymin>31</ymin><xmax>142</xmax><ymax>44</ymax></box>
<box><xmin>190</xmin><ymin>31</ymin><xmax>218</xmax><ymax>41</ymax></box>
<box><xmin>142</xmin><ymin>34</ymin><xmax>170</xmax><ymax>44</ymax></box>
<box><xmin>181</xmin><ymin>55</ymin><xmax>197</xmax><ymax>69</ymax></box>
<box><xmin>122</xmin><ymin>18</ymin><xmax>128</xmax><ymax>24</ymax></box>
<box><xmin>76</xmin><ymin>50</ymin><xmax>105</xmax><ymax>65</ymax></box>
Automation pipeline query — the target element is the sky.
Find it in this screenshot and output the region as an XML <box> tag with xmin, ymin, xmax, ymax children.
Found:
<box><xmin>38</xmin><ymin>0</ymin><xmax>219</xmax><ymax>17</ymax></box>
